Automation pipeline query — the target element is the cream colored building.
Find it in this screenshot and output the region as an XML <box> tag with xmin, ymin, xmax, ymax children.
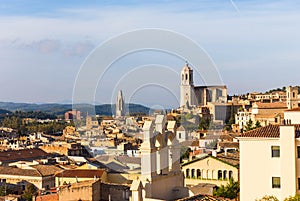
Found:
<box><xmin>181</xmin><ymin>153</ymin><xmax>239</xmax><ymax>187</ymax></box>
<box><xmin>0</xmin><ymin>165</ymin><xmax>60</xmax><ymax>190</ymax></box>
<box><xmin>238</xmin><ymin>122</ymin><xmax>300</xmax><ymax>200</ymax></box>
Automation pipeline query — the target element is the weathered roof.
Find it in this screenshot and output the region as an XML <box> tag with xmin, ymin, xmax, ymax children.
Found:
<box><xmin>0</xmin><ymin>166</ymin><xmax>41</xmax><ymax>177</ymax></box>
<box><xmin>253</xmin><ymin>102</ymin><xmax>287</xmax><ymax>109</ymax></box>
<box><xmin>55</xmin><ymin>169</ymin><xmax>105</xmax><ymax>178</ymax></box>
<box><xmin>31</xmin><ymin>165</ymin><xmax>62</xmax><ymax>176</ymax></box>
<box><xmin>240</xmin><ymin>125</ymin><xmax>280</xmax><ymax>138</ymax></box>
<box><xmin>182</xmin><ymin>153</ymin><xmax>239</xmax><ymax>168</ymax></box>
<box><xmin>176</xmin><ymin>194</ymin><xmax>231</xmax><ymax>201</ymax></box>
<box><xmin>0</xmin><ymin>148</ymin><xmax>51</xmax><ymax>163</ymax></box>
<box><xmin>115</xmin><ymin>155</ymin><xmax>141</xmax><ymax>165</ymax></box>
<box><xmin>240</xmin><ymin>124</ymin><xmax>300</xmax><ymax>138</ymax></box>
<box><xmin>285</xmin><ymin>107</ymin><xmax>300</xmax><ymax>112</ymax></box>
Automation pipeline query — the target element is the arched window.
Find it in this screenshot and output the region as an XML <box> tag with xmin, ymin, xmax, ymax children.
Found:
<box><xmin>211</xmin><ymin>170</ymin><xmax>215</xmax><ymax>179</ymax></box>
<box><xmin>185</xmin><ymin>74</ymin><xmax>188</xmax><ymax>80</ymax></box>
<box><xmin>197</xmin><ymin>169</ymin><xmax>201</xmax><ymax>178</ymax></box>
<box><xmin>182</xmin><ymin>74</ymin><xmax>184</xmax><ymax>81</ymax></box>
<box><xmin>229</xmin><ymin>171</ymin><xmax>233</xmax><ymax>179</ymax></box>
<box><xmin>218</xmin><ymin>170</ymin><xmax>222</xmax><ymax>180</ymax></box>
<box><xmin>186</xmin><ymin>169</ymin><xmax>190</xmax><ymax>178</ymax></box>
<box><xmin>223</xmin><ymin>170</ymin><xmax>227</xmax><ymax>180</ymax></box>
<box><xmin>191</xmin><ymin>169</ymin><xmax>195</xmax><ymax>178</ymax></box>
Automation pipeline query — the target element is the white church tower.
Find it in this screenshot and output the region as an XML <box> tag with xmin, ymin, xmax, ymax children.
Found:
<box><xmin>180</xmin><ymin>62</ymin><xmax>196</xmax><ymax>107</ymax></box>
<box><xmin>130</xmin><ymin>115</ymin><xmax>188</xmax><ymax>201</ymax></box>
<box><xmin>116</xmin><ymin>90</ymin><xmax>125</xmax><ymax>117</ymax></box>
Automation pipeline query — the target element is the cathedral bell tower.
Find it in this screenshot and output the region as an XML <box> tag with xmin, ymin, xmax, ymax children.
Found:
<box><xmin>180</xmin><ymin>62</ymin><xmax>195</xmax><ymax>107</ymax></box>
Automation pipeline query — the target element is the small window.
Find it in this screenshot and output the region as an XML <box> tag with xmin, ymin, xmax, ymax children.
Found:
<box><xmin>179</xmin><ymin>133</ymin><xmax>181</xmax><ymax>139</ymax></box>
<box><xmin>271</xmin><ymin>146</ymin><xmax>280</xmax><ymax>157</ymax></box>
<box><xmin>297</xmin><ymin>146</ymin><xmax>300</xmax><ymax>158</ymax></box>
<box><xmin>272</xmin><ymin>177</ymin><xmax>281</xmax><ymax>188</ymax></box>
<box><xmin>298</xmin><ymin>178</ymin><xmax>300</xmax><ymax>190</ymax></box>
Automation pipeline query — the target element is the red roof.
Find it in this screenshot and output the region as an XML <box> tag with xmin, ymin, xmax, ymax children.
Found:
<box><xmin>240</xmin><ymin>125</ymin><xmax>280</xmax><ymax>138</ymax></box>
<box><xmin>240</xmin><ymin>124</ymin><xmax>300</xmax><ymax>138</ymax></box>
<box><xmin>0</xmin><ymin>148</ymin><xmax>51</xmax><ymax>163</ymax></box>
<box><xmin>55</xmin><ymin>169</ymin><xmax>105</xmax><ymax>178</ymax></box>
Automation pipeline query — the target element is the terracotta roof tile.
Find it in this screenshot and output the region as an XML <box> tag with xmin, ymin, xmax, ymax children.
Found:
<box><xmin>55</xmin><ymin>169</ymin><xmax>105</xmax><ymax>178</ymax></box>
<box><xmin>0</xmin><ymin>166</ymin><xmax>41</xmax><ymax>177</ymax></box>
<box><xmin>253</xmin><ymin>102</ymin><xmax>287</xmax><ymax>109</ymax></box>
<box><xmin>176</xmin><ymin>194</ymin><xmax>231</xmax><ymax>201</ymax></box>
<box><xmin>285</xmin><ymin>107</ymin><xmax>300</xmax><ymax>112</ymax></box>
<box><xmin>240</xmin><ymin>125</ymin><xmax>280</xmax><ymax>138</ymax></box>
<box><xmin>240</xmin><ymin>124</ymin><xmax>300</xmax><ymax>138</ymax></box>
<box><xmin>0</xmin><ymin>148</ymin><xmax>51</xmax><ymax>163</ymax></box>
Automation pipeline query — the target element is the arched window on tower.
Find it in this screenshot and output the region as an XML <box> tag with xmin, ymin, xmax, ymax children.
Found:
<box><xmin>185</xmin><ymin>74</ymin><xmax>188</xmax><ymax>80</ymax></box>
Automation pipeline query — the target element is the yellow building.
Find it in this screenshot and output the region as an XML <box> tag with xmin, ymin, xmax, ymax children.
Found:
<box><xmin>181</xmin><ymin>153</ymin><xmax>239</xmax><ymax>187</ymax></box>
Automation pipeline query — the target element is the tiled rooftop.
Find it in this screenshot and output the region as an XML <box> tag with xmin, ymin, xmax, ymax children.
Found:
<box><xmin>240</xmin><ymin>124</ymin><xmax>300</xmax><ymax>138</ymax></box>
<box><xmin>0</xmin><ymin>148</ymin><xmax>51</xmax><ymax>163</ymax></box>
<box><xmin>240</xmin><ymin>125</ymin><xmax>280</xmax><ymax>138</ymax></box>
<box><xmin>176</xmin><ymin>194</ymin><xmax>231</xmax><ymax>201</ymax></box>
<box><xmin>55</xmin><ymin>169</ymin><xmax>105</xmax><ymax>178</ymax></box>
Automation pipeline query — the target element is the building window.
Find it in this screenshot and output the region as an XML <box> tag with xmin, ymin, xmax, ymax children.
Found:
<box><xmin>272</xmin><ymin>177</ymin><xmax>280</xmax><ymax>188</ymax></box>
<box><xmin>223</xmin><ymin>170</ymin><xmax>227</xmax><ymax>180</ymax></box>
<box><xmin>298</xmin><ymin>178</ymin><xmax>300</xmax><ymax>190</ymax></box>
<box><xmin>218</xmin><ymin>170</ymin><xmax>222</xmax><ymax>180</ymax></box>
<box><xmin>297</xmin><ymin>146</ymin><xmax>300</xmax><ymax>158</ymax></box>
<box><xmin>186</xmin><ymin>169</ymin><xmax>190</xmax><ymax>178</ymax></box>
<box><xmin>271</xmin><ymin>146</ymin><xmax>280</xmax><ymax>157</ymax></box>
<box><xmin>229</xmin><ymin>171</ymin><xmax>233</xmax><ymax>179</ymax></box>
<box><xmin>191</xmin><ymin>169</ymin><xmax>195</xmax><ymax>178</ymax></box>
<box><xmin>179</xmin><ymin>133</ymin><xmax>181</xmax><ymax>139</ymax></box>
<box><xmin>197</xmin><ymin>169</ymin><xmax>201</xmax><ymax>178</ymax></box>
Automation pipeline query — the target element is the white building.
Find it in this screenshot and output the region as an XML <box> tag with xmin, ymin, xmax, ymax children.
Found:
<box><xmin>238</xmin><ymin>113</ymin><xmax>300</xmax><ymax>200</ymax></box>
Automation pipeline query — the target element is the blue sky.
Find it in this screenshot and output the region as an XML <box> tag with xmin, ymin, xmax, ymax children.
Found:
<box><xmin>0</xmin><ymin>0</ymin><xmax>300</xmax><ymax>108</ymax></box>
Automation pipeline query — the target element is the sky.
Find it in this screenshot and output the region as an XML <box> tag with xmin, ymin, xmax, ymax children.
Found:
<box><xmin>0</xmin><ymin>0</ymin><xmax>300</xmax><ymax>108</ymax></box>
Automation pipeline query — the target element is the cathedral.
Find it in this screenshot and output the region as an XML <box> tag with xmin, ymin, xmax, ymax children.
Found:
<box><xmin>180</xmin><ymin>63</ymin><xmax>227</xmax><ymax>108</ymax></box>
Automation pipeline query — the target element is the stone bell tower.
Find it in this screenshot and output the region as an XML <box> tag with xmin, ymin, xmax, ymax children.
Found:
<box><xmin>180</xmin><ymin>62</ymin><xmax>196</xmax><ymax>107</ymax></box>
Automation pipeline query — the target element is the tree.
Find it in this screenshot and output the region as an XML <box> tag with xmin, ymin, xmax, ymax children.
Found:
<box><xmin>284</xmin><ymin>194</ymin><xmax>300</xmax><ymax>201</ymax></box>
<box><xmin>180</xmin><ymin>147</ymin><xmax>191</xmax><ymax>162</ymax></box>
<box><xmin>244</xmin><ymin>119</ymin><xmax>254</xmax><ymax>132</ymax></box>
<box><xmin>22</xmin><ymin>183</ymin><xmax>38</xmax><ymax>201</ymax></box>
<box><xmin>256</xmin><ymin>195</ymin><xmax>279</xmax><ymax>201</ymax></box>
<box><xmin>255</xmin><ymin>121</ymin><xmax>262</xmax><ymax>129</ymax></box>
<box><xmin>213</xmin><ymin>178</ymin><xmax>239</xmax><ymax>199</ymax></box>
